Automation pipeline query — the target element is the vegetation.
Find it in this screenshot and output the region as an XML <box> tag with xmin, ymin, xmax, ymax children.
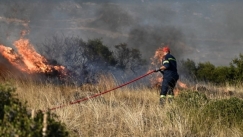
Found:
<box><xmin>200</xmin><ymin>97</ymin><xmax>243</xmax><ymax>130</ymax></box>
<box><xmin>114</xmin><ymin>43</ymin><xmax>147</xmax><ymax>72</ymax></box>
<box><xmin>179</xmin><ymin>53</ymin><xmax>243</xmax><ymax>85</ymax></box>
<box><xmin>1</xmin><ymin>35</ymin><xmax>243</xmax><ymax>136</ymax></box>
<box><xmin>0</xmin><ymin>83</ymin><xmax>69</xmax><ymax>137</ymax></box>
<box><xmin>40</xmin><ymin>36</ymin><xmax>243</xmax><ymax>86</ymax></box>
<box><xmin>86</xmin><ymin>38</ymin><xmax>117</xmax><ymax>66</ymax></box>
<box><xmin>0</xmin><ymin>73</ymin><xmax>238</xmax><ymax>137</ymax></box>
<box><xmin>40</xmin><ymin>36</ymin><xmax>147</xmax><ymax>84</ymax></box>
<box><xmin>1</xmin><ymin>1</ymin><xmax>243</xmax><ymax>136</ymax></box>
<box><xmin>169</xmin><ymin>91</ymin><xmax>243</xmax><ymax>136</ymax></box>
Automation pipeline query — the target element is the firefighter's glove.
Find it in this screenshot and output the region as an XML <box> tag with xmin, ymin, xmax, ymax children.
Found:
<box><xmin>154</xmin><ymin>68</ymin><xmax>161</xmax><ymax>72</ymax></box>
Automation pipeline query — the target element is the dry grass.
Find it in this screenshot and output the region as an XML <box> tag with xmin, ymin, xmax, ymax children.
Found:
<box><xmin>7</xmin><ymin>74</ymin><xmax>243</xmax><ymax>137</ymax></box>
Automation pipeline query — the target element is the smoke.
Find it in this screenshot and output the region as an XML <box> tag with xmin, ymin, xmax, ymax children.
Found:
<box><xmin>0</xmin><ymin>0</ymin><xmax>243</xmax><ymax>68</ymax></box>
<box><xmin>80</xmin><ymin>2</ymin><xmax>188</xmax><ymax>60</ymax></box>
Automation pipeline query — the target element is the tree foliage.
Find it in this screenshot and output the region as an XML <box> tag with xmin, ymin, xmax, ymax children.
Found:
<box><xmin>196</xmin><ymin>62</ymin><xmax>215</xmax><ymax>82</ymax></box>
<box><xmin>179</xmin><ymin>58</ymin><xmax>197</xmax><ymax>80</ymax></box>
<box><xmin>114</xmin><ymin>43</ymin><xmax>147</xmax><ymax>72</ymax></box>
<box><xmin>40</xmin><ymin>36</ymin><xmax>146</xmax><ymax>84</ymax></box>
<box><xmin>180</xmin><ymin>53</ymin><xmax>243</xmax><ymax>84</ymax></box>
<box><xmin>230</xmin><ymin>53</ymin><xmax>243</xmax><ymax>82</ymax></box>
<box><xmin>86</xmin><ymin>39</ymin><xmax>117</xmax><ymax>65</ymax></box>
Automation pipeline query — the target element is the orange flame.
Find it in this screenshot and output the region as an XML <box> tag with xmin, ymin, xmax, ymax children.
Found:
<box><xmin>0</xmin><ymin>38</ymin><xmax>67</xmax><ymax>77</ymax></box>
<box><xmin>149</xmin><ymin>47</ymin><xmax>165</xmax><ymax>88</ymax></box>
<box><xmin>151</xmin><ymin>47</ymin><xmax>164</xmax><ymax>66</ymax></box>
<box><xmin>149</xmin><ymin>47</ymin><xmax>188</xmax><ymax>95</ymax></box>
<box><xmin>0</xmin><ymin>45</ymin><xmax>27</xmax><ymax>72</ymax></box>
<box><xmin>177</xmin><ymin>80</ymin><xmax>188</xmax><ymax>89</ymax></box>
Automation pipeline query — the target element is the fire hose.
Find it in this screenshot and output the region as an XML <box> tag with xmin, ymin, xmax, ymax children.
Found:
<box><xmin>48</xmin><ymin>70</ymin><xmax>156</xmax><ymax>111</ymax></box>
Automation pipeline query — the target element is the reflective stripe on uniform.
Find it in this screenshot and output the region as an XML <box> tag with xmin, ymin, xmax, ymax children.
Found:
<box><xmin>160</xmin><ymin>95</ymin><xmax>166</xmax><ymax>98</ymax></box>
<box><xmin>163</xmin><ymin>60</ymin><xmax>169</xmax><ymax>64</ymax></box>
<box><xmin>168</xmin><ymin>58</ymin><xmax>176</xmax><ymax>61</ymax></box>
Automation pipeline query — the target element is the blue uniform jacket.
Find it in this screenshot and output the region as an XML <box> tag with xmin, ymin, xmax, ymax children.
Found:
<box><xmin>162</xmin><ymin>53</ymin><xmax>179</xmax><ymax>79</ymax></box>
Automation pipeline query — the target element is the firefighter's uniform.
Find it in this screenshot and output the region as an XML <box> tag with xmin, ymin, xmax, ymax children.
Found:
<box><xmin>160</xmin><ymin>52</ymin><xmax>179</xmax><ymax>104</ymax></box>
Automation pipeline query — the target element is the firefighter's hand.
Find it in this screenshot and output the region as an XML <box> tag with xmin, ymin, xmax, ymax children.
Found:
<box><xmin>154</xmin><ymin>68</ymin><xmax>161</xmax><ymax>72</ymax></box>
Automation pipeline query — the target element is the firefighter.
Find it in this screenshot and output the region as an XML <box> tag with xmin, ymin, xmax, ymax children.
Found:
<box><xmin>155</xmin><ymin>46</ymin><xmax>179</xmax><ymax>105</ymax></box>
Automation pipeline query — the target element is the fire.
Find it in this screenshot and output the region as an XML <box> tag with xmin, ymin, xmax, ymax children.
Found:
<box><xmin>0</xmin><ymin>45</ymin><xmax>27</xmax><ymax>72</ymax></box>
<box><xmin>149</xmin><ymin>47</ymin><xmax>165</xmax><ymax>88</ymax></box>
<box><xmin>177</xmin><ymin>80</ymin><xmax>188</xmax><ymax>89</ymax></box>
<box><xmin>150</xmin><ymin>46</ymin><xmax>188</xmax><ymax>95</ymax></box>
<box><xmin>151</xmin><ymin>47</ymin><xmax>164</xmax><ymax>66</ymax></box>
<box><xmin>0</xmin><ymin>38</ymin><xmax>67</xmax><ymax>77</ymax></box>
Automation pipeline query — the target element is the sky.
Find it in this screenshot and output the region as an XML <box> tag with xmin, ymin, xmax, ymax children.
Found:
<box><xmin>0</xmin><ymin>0</ymin><xmax>243</xmax><ymax>66</ymax></box>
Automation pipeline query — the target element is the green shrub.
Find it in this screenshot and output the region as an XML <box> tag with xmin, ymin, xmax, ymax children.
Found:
<box><xmin>200</xmin><ymin>97</ymin><xmax>243</xmax><ymax>128</ymax></box>
<box><xmin>166</xmin><ymin>90</ymin><xmax>208</xmax><ymax>121</ymax></box>
<box><xmin>174</xmin><ymin>90</ymin><xmax>208</xmax><ymax>109</ymax></box>
<box><xmin>167</xmin><ymin>91</ymin><xmax>243</xmax><ymax>136</ymax></box>
<box><xmin>0</xmin><ymin>84</ymin><xmax>70</xmax><ymax>137</ymax></box>
<box><xmin>166</xmin><ymin>91</ymin><xmax>208</xmax><ymax>132</ymax></box>
<box><xmin>87</xmin><ymin>38</ymin><xmax>117</xmax><ymax>66</ymax></box>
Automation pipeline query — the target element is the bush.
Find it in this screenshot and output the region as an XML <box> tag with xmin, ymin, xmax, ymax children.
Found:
<box><xmin>179</xmin><ymin>53</ymin><xmax>243</xmax><ymax>84</ymax></box>
<box><xmin>87</xmin><ymin>39</ymin><xmax>117</xmax><ymax>66</ymax></box>
<box><xmin>178</xmin><ymin>59</ymin><xmax>197</xmax><ymax>80</ymax></box>
<box><xmin>200</xmin><ymin>97</ymin><xmax>243</xmax><ymax>128</ymax></box>
<box><xmin>229</xmin><ymin>53</ymin><xmax>243</xmax><ymax>83</ymax></box>
<box><xmin>114</xmin><ymin>43</ymin><xmax>147</xmax><ymax>72</ymax></box>
<box><xmin>167</xmin><ymin>91</ymin><xmax>243</xmax><ymax>136</ymax></box>
<box><xmin>0</xmin><ymin>84</ymin><xmax>69</xmax><ymax>137</ymax></box>
<box><xmin>174</xmin><ymin>90</ymin><xmax>208</xmax><ymax>109</ymax></box>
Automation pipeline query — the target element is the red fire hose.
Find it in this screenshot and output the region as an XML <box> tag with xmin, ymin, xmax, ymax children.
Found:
<box><xmin>49</xmin><ymin>70</ymin><xmax>156</xmax><ymax>111</ymax></box>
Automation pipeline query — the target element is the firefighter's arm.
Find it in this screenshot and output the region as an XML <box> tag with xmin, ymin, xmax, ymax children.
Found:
<box><xmin>155</xmin><ymin>66</ymin><xmax>166</xmax><ymax>72</ymax></box>
<box><xmin>159</xmin><ymin>66</ymin><xmax>167</xmax><ymax>71</ymax></box>
<box><xmin>160</xmin><ymin>59</ymin><xmax>169</xmax><ymax>70</ymax></box>
<box><xmin>155</xmin><ymin>58</ymin><xmax>169</xmax><ymax>72</ymax></box>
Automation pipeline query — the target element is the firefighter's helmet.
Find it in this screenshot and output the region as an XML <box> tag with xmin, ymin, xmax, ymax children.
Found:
<box><xmin>162</xmin><ymin>46</ymin><xmax>170</xmax><ymax>53</ymax></box>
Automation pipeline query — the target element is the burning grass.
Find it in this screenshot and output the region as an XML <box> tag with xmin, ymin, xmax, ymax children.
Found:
<box><xmin>6</xmin><ymin>74</ymin><xmax>243</xmax><ymax>137</ymax></box>
<box><xmin>0</xmin><ymin>38</ymin><xmax>67</xmax><ymax>79</ymax></box>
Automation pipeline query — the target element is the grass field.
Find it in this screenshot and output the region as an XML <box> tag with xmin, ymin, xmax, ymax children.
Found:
<box><xmin>5</xmin><ymin>74</ymin><xmax>243</xmax><ymax>137</ymax></box>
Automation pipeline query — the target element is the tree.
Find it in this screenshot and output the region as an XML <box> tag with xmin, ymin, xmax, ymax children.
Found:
<box><xmin>114</xmin><ymin>43</ymin><xmax>146</xmax><ymax>73</ymax></box>
<box><xmin>40</xmin><ymin>36</ymin><xmax>149</xmax><ymax>84</ymax></box>
<box><xmin>40</xmin><ymin>36</ymin><xmax>119</xmax><ymax>84</ymax></box>
<box><xmin>86</xmin><ymin>39</ymin><xmax>117</xmax><ymax>65</ymax></box>
<box><xmin>196</xmin><ymin>62</ymin><xmax>215</xmax><ymax>82</ymax></box>
<box><xmin>179</xmin><ymin>58</ymin><xmax>197</xmax><ymax>80</ymax></box>
<box><xmin>229</xmin><ymin>53</ymin><xmax>243</xmax><ymax>82</ymax></box>
<box><xmin>213</xmin><ymin>66</ymin><xmax>230</xmax><ymax>84</ymax></box>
